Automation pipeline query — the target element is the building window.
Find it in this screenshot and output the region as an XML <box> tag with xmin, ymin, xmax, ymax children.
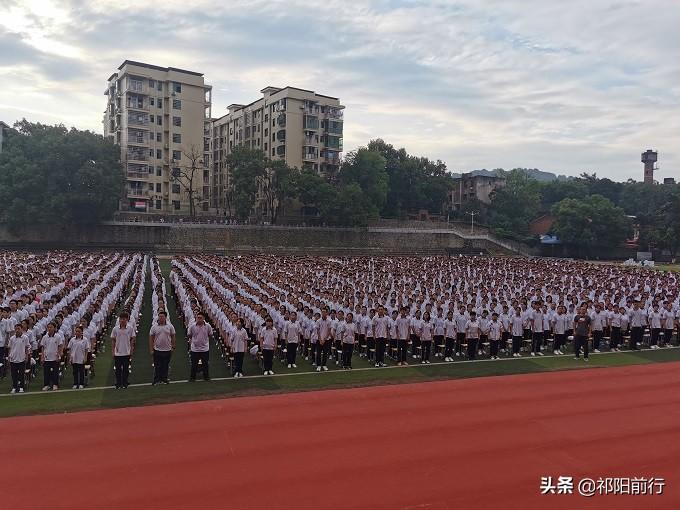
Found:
<box><xmin>156</xmin><ymin>183</ymin><xmax>161</xmax><ymax>193</ymax></box>
<box><xmin>264</xmin><ymin>143</ymin><xmax>268</xmax><ymax>151</ymax></box>
<box><xmin>157</xmin><ymin>98</ymin><xmax>162</xmax><ymax>108</ymax></box>
<box><xmin>272</xmin><ymin>148</ymin><xmax>275</xmax><ymax>156</ymax></box>
<box><xmin>172</xmin><ymin>150</ymin><xmax>182</xmax><ymax>161</ymax></box>
<box><xmin>172</xmin><ymin>184</ymin><xmax>181</xmax><ymax>194</ymax></box>
<box><xmin>156</xmin><ymin>166</ymin><xmax>162</xmax><ymax>176</ymax></box>
<box><xmin>173</xmin><ymin>82</ymin><xmax>182</xmax><ymax>93</ymax></box>
<box><xmin>264</xmin><ymin>128</ymin><xmax>268</xmax><ymax>137</ymax></box>
<box><xmin>148</xmin><ymin>149</ymin><xmax>153</xmax><ymax>157</ymax></box>
<box><xmin>150</xmin><ymin>97</ymin><xmax>154</xmax><ymax>106</ymax></box>
<box><xmin>172</xmin><ymin>133</ymin><xmax>181</xmax><ymax>143</ymax></box>
<box><xmin>157</xmin><ymin>116</ymin><xmax>162</xmax><ymax>126</ymax></box>
<box><xmin>156</xmin><ymin>149</ymin><xmax>162</xmax><ymax>159</ymax></box>
<box><xmin>147</xmin><ymin>165</ymin><xmax>153</xmax><ymax>174</ymax></box>
<box><xmin>173</xmin><ymin>99</ymin><xmax>181</xmax><ymax>110</ymax></box>
<box><xmin>155</xmin><ymin>200</ymin><xmax>162</xmax><ymax>210</ymax></box>
<box><xmin>148</xmin><ymin>183</ymin><xmax>154</xmax><ymax>190</ymax></box>
<box><xmin>149</xmin><ymin>79</ymin><xmax>156</xmax><ymax>88</ymax></box>
<box><xmin>173</xmin><ymin>200</ymin><xmax>181</xmax><ymax>210</ymax></box>
<box><xmin>156</xmin><ymin>132</ymin><xmax>162</xmax><ymax>142</ymax></box>
<box><xmin>149</xmin><ymin>114</ymin><xmax>154</xmax><ymax>123</ymax></box>
<box><xmin>173</xmin><ymin>116</ymin><xmax>181</xmax><ymax>127</ymax></box>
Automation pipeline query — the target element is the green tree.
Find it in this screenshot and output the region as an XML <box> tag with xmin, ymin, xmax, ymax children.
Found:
<box><xmin>0</xmin><ymin>120</ymin><xmax>123</xmax><ymax>228</ymax></box>
<box><xmin>225</xmin><ymin>146</ymin><xmax>267</xmax><ymax>220</ymax></box>
<box><xmin>261</xmin><ymin>159</ymin><xmax>296</xmax><ymax>224</ymax></box>
<box><xmin>551</xmin><ymin>194</ymin><xmax>630</xmax><ymax>256</ymax></box>
<box><xmin>339</xmin><ymin>147</ymin><xmax>388</xmax><ymax>213</ymax></box>
<box><xmin>488</xmin><ymin>169</ymin><xmax>542</xmax><ymax>241</ymax></box>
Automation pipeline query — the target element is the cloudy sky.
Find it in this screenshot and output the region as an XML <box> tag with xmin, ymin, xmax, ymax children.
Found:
<box><xmin>1</xmin><ymin>0</ymin><xmax>678</xmax><ymax>180</ymax></box>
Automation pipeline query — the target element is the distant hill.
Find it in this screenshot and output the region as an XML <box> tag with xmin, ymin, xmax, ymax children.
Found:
<box><xmin>452</xmin><ymin>168</ymin><xmax>569</xmax><ymax>182</ymax></box>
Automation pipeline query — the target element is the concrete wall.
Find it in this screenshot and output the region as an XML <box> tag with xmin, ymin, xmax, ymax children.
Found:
<box><xmin>0</xmin><ymin>222</ymin><xmax>512</xmax><ymax>256</ymax></box>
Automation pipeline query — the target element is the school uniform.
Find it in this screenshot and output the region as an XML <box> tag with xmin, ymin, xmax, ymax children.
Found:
<box><xmin>373</xmin><ymin>315</ymin><xmax>389</xmax><ymax>366</ymax></box>
<box><xmin>231</xmin><ymin>328</ymin><xmax>248</xmax><ymax>376</ymax></box>
<box><xmin>591</xmin><ymin>311</ymin><xmax>605</xmax><ymax>350</ymax></box>
<box><xmin>111</xmin><ymin>323</ymin><xmax>135</xmax><ymax>388</ymax></box>
<box><xmin>553</xmin><ymin>314</ymin><xmax>568</xmax><ymax>353</ymax></box>
<box><xmin>420</xmin><ymin>321</ymin><xmax>434</xmax><ymax>362</ymax></box>
<box><xmin>8</xmin><ymin>333</ymin><xmax>30</xmax><ymax>391</ymax></box>
<box><xmin>395</xmin><ymin>316</ymin><xmax>410</xmax><ymax>364</ymax></box>
<box><xmin>341</xmin><ymin>322</ymin><xmax>357</xmax><ymax>369</ymax></box>
<box><xmin>40</xmin><ymin>332</ymin><xmax>64</xmax><ymax>388</ymax></box>
<box><xmin>150</xmin><ymin>322</ymin><xmax>175</xmax><ymax>384</ymax></box>
<box><xmin>488</xmin><ymin>320</ymin><xmax>502</xmax><ymax>358</ymax></box>
<box><xmin>454</xmin><ymin>312</ymin><xmax>467</xmax><ymax>355</ymax></box>
<box><xmin>662</xmin><ymin>310</ymin><xmax>675</xmax><ymax>345</ymax></box>
<box><xmin>530</xmin><ymin>310</ymin><xmax>544</xmax><ymax>354</ymax></box>
<box><xmin>573</xmin><ymin>314</ymin><xmax>591</xmax><ymax>359</ymax></box>
<box><xmin>465</xmin><ymin>319</ymin><xmax>480</xmax><ymax>360</ymax></box>
<box><xmin>648</xmin><ymin>310</ymin><xmax>662</xmax><ymax>347</ymax></box>
<box><xmin>628</xmin><ymin>309</ymin><xmax>646</xmax><ymax>350</ymax></box>
<box><xmin>510</xmin><ymin>315</ymin><xmax>524</xmax><ymax>355</ymax></box>
<box><xmin>68</xmin><ymin>336</ymin><xmax>89</xmax><ymax>387</ymax></box>
<box><xmin>188</xmin><ymin>322</ymin><xmax>213</xmax><ymax>381</ymax></box>
<box><xmin>260</xmin><ymin>327</ymin><xmax>278</xmax><ymax>374</ymax></box>
<box><xmin>316</xmin><ymin>317</ymin><xmax>333</xmax><ymax>368</ymax></box>
<box><xmin>609</xmin><ymin>312</ymin><xmax>622</xmax><ymax>350</ymax></box>
<box><xmin>283</xmin><ymin>320</ymin><xmax>301</xmax><ymax>366</ymax></box>
<box><xmin>443</xmin><ymin>319</ymin><xmax>456</xmax><ymax>360</ymax></box>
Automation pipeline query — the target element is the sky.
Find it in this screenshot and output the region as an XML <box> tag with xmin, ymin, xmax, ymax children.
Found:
<box><xmin>0</xmin><ymin>0</ymin><xmax>678</xmax><ymax>181</ymax></box>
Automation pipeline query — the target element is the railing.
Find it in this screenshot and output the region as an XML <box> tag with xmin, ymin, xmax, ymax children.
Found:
<box><xmin>126</xmin><ymin>171</ymin><xmax>149</xmax><ymax>180</ymax></box>
<box><xmin>127</xmin><ymin>189</ymin><xmax>150</xmax><ymax>198</ymax></box>
<box><xmin>126</xmin><ymin>151</ymin><xmax>148</xmax><ymax>162</ymax></box>
<box><xmin>326</xmin><ymin>109</ymin><xmax>344</xmax><ymax>119</ymax></box>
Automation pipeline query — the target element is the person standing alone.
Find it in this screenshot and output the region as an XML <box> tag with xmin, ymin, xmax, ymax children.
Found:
<box><xmin>573</xmin><ymin>306</ymin><xmax>591</xmax><ymax>361</ymax></box>
<box><xmin>188</xmin><ymin>312</ymin><xmax>213</xmax><ymax>381</ymax></box>
<box><xmin>111</xmin><ymin>312</ymin><xmax>136</xmax><ymax>389</ymax></box>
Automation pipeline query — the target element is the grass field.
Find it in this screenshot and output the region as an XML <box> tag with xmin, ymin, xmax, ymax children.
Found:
<box><xmin>2</xmin><ymin>257</ymin><xmax>679</xmax><ymax>419</ymax></box>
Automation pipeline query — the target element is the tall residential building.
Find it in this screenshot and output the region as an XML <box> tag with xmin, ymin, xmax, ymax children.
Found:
<box><xmin>0</xmin><ymin>121</ymin><xmax>9</xmax><ymax>154</ymax></box>
<box><xmin>208</xmin><ymin>86</ymin><xmax>344</xmax><ymax>215</ymax></box>
<box><xmin>448</xmin><ymin>173</ymin><xmax>506</xmax><ymax>211</ymax></box>
<box><xmin>103</xmin><ymin>60</ymin><xmax>212</xmax><ymax>214</ymax></box>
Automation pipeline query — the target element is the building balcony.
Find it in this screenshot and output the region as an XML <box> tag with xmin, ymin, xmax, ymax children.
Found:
<box><xmin>302</xmin><ymin>150</ymin><xmax>319</xmax><ymax>162</ymax></box>
<box><xmin>323</xmin><ymin>153</ymin><xmax>341</xmax><ymax>164</ymax></box>
<box><xmin>126</xmin><ymin>152</ymin><xmax>148</xmax><ymax>163</ymax></box>
<box><xmin>326</xmin><ymin>108</ymin><xmax>344</xmax><ymax>119</ymax></box>
<box><xmin>126</xmin><ymin>171</ymin><xmax>149</xmax><ymax>180</ymax></box>
<box><xmin>127</xmin><ymin>188</ymin><xmax>151</xmax><ymax>199</ymax></box>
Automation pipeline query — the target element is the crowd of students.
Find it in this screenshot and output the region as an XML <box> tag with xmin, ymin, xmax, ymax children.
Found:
<box><xmin>169</xmin><ymin>255</ymin><xmax>679</xmax><ymax>377</ymax></box>
<box><xmin>3</xmin><ymin>253</ymin><xmax>679</xmax><ymax>392</ymax></box>
<box><xmin>1</xmin><ymin>252</ymin><xmax>141</xmax><ymax>393</ymax></box>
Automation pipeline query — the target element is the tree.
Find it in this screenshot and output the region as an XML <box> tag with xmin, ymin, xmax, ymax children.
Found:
<box><xmin>488</xmin><ymin>169</ymin><xmax>542</xmax><ymax>241</ymax></box>
<box><xmin>260</xmin><ymin>159</ymin><xmax>295</xmax><ymax>224</ymax></box>
<box><xmin>172</xmin><ymin>144</ymin><xmax>204</xmax><ymax>218</ymax></box>
<box><xmin>225</xmin><ymin>147</ymin><xmax>267</xmax><ymax>220</ymax></box>
<box><xmin>339</xmin><ymin>147</ymin><xmax>388</xmax><ymax>214</ymax></box>
<box><xmin>0</xmin><ymin>120</ymin><xmax>123</xmax><ymax>228</ymax></box>
<box><xmin>551</xmin><ymin>194</ymin><xmax>630</xmax><ymax>256</ymax></box>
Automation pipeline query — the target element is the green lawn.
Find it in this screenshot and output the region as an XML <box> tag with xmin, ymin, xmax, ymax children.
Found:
<box><xmin>2</xmin><ymin>346</ymin><xmax>679</xmax><ymax>418</ymax></box>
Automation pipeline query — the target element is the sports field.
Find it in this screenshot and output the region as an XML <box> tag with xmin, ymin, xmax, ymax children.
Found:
<box><xmin>2</xmin><ymin>361</ymin><xmax>678</xmax><ymax>510</ymax></box>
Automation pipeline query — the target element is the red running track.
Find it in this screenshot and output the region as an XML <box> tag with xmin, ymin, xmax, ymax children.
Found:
<box><xmin>2</xmin><ymin>362</ymin><xmax>680</xmax><ymax>510</ymax></box>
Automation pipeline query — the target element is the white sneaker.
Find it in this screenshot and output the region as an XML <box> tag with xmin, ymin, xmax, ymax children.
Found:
<box><xmin>42</xmin><ymin>386</ymin><xmax>50</xmax><ymax>391</ymax></box>
<box><xmin>73</xmin><ymin>385</ymin><xmax>78</xmax><ymax>389</ymax></box>
<box><xmin>477</xmin><ymin>350</ymin><xmax>482</xmax><ymax>356</ymax></box>
<box><xmin>531</xmin><ymin>352</ymin><xmax>536</xmax><ymax>357</ymax></box>
<box><xmin>52</xmin><ymin>385</ymin><xmax>59</xmax><ymax>390</ymax></box>
<box><xmin>234</xmin><ymin>374</ymin><xmax>239</xmax><ymax>378</ymax></box>
<box><xmin>594</xmin><ymin>349</ymin><xmax>601</xmax><ymax>353</ymax></box>
<box><xmin>316</xmin><ymin>366</ymin><xmax>322</xmax><ymax>372</ymax></box>
<box><xmin>455</xmin><ymin>352</ymin><xmax>460</xmax><ymax>357</ymax></box>
<box><xmin>426</xmin><ymin>360</ymin><xmax>431</xmax><ymax>364</ymax></box>
<box><xmin>269</xmin><ymin>371</ymin><xmax>274</xmax><ymax>375</ymax></box>
<box><xmin>19</xmin><ymin>388</ymin><xmax>24</xmax><ymax>393</ymax></box>
<box><xmin>538</xmin><ymin>352</ymin><xmax>544</xmax><ymax>356</ymax></box>
<box><xmin>553</xmin><ymin>350</ymin><xmax>559</xmax><ymax>355</ymax></box>
<box><xmin>10</xmin><ymin>388</ymin><xmax>16</xmax><ymax>394</ymax></box>
<box><xmin>292</xmin><ymin>364</ymin><xmax>297</xmax><ymax>368</ymax></box>
<box><xmin>287</xmin><ymin>364</ymin><xmax>292</xmax><ymax>369</ymax></box>
<box><xmin>375</xmin><ymin>363</ymin><xmax>380</xmax><ymax>367</ymax></box>
<box><xmin>78</xmin><ymin>385</ymin><xmax>84</xmax><ymax>389</ymax></box>
<box><xmin>322</xmin><ymin>366</ymin><xmax>328</xmax><ymax>371</ymax></box>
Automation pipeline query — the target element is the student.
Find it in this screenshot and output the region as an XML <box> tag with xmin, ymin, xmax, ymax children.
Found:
<box><xmin>231</xmin><ymin>319</ymin><xmax>248</xmax><ymax>378</ymax></box>
<box><xmin>591</xmin><ymin>304</ymin><xmax>606</xmax><ymax>352</ymax></box>
<box><xmin>395</xmin><ymin>307</ymin><xmax>411</xmax><ymax>366</ymax></box>
<box><xmin>628</xmin><ymin>302</ymin><xmax>646</xmax><ymax>350</ymax></box>
<box><xmin>648</xmin><ymin>304</ymin><xmax>662</xmax><ymax>349</ymax></box>
<box><xmin>40</xmin><ymin>322</ymin><xmax>64</xmax><ymax>391</ymax></box>
<box><xmin>510</xmin><ymin>308</ymin><xmax>524</xmax><ymax>357</ymax></box>
<box><xmin>609</xmin><ymin>306</ymin><xmax>623</xmax><ymax>352</ymax></box>
<box><xmin>454</xmin><ymin>306</ymin><xmax>467</xmax><ymax>357</ymax></box>
<box><xmin>283</xmin><ymin>311</ymin><xmax>301</xmax><ymax>369</ymax></box>
<box><xmin>433</xmin><ymin>309</ymin><xmax>445</xmax><ymax>358</ymax></box>
<box><xmin>573</xmin><ymin>306</ymin><xmax>591</xmax><ymax>361</ymax></box>
<box><xmin>488</xmin><ymin>313</ymin><xmax>502</xmax><ymax>360</ymax></box>
<box><xmin>316</xmin><ymin>307</ymin><xmax>332</xmax><ymax>372</ymax></box>
<box><xmin>410</xmin><ymin>309</ymin><xmax>423</xmax><ymax>359</ymax></box>
<box><xmin>366</xmin><ymin>308</ymin><xmax>376</xmax><ymax>362</ymax></box>
<box><xmin>341</xmin><ymin>312</ymin><xmax>357</xmax><ymax>369</ymax></box>
<box><xmin>187</xmin><ymin>311</ymin><xmax>212</xmax><ymax>382</ymax></box>
<box><xmin>373</xmin><ymin>306</ymin><xmax>389</xmax><ymax>367</ymax></box>
<box><xmin>465</xmin><ymin>311</ymin><xmax>481</xmax><ymax>360</ymax></box>
<box><xmin>8</xmin><ymin>323</ymin><xmax>30</xmax><ymax>393</ymax></box>
<box><xmin>111</xmin><ymin>311</ymin><xmax>136</xmax><ymax>389</ymax></box>
<box><xmin>663</xmin><ymin>303</ymin><xmax>675</xmax><ymax>346</ymax></box>
<box><xmin>552</xmin><ymin>306</ymin><xmax>568</xmax><ymax>355</ymax></box>
<box><xmin>420</xmin><ymin>311</ymin><xmax>433</xmax><ymax>364</ymax></box>
<box><xmin>443</xmin><ymin>310</ymin><xmax>456</xmax><ymax>362</ymax></box>
<box><xmin>68</xmin><ymin>326</ymin><xmax>89</xmax><ymax>389</ymax></box>
<box><xmin>259</xmin><ymin>317</ymin><xmax>278</xmax><ymax>375</ymax></box>
<box><xmin>530</xmin><ymin>302</ymin><xmax>544</xmax><ymax>357</ymax></box>
<box><xmin>334</xmin><ymin>310</ymin><xmax>345</xmax><ymax>365</ymax></box>
<box><xmin>149</xmin><ymin>310</ymin><xmax>176</xmax><ymax>385</ymax></box>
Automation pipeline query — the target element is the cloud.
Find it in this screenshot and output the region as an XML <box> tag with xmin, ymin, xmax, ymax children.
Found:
<box><xmin>0</xmin><ymin>0</ymin><xmax>678</xmax><ymax>181</ymax></box>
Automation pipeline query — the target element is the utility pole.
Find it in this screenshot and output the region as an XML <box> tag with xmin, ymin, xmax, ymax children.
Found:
<box><xmin>466</xmin><ymin>211</ymin><xmax>478</xmax><ymax>234</ymax></box>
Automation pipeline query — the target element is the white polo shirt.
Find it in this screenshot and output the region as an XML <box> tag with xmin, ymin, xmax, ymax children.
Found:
<box><xmin>111</xmin><ymin>323</ymin><xmax>135</xmax><ymax>356</ymax></box>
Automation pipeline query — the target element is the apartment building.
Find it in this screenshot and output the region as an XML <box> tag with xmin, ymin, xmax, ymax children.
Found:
<box><xmin>208</xmin><ymin>86</ymin><xmax>344</xmax><ymax>214</ymax></box>
<box><xmin>103</xmin><ymin>60</ymin><xmax>212</xmax><ymax>214</ymax></box>
<box><xmin>448</xmin><ymin>173</ymin><xmax>506</xmax><ymax>211</ymax></box>
<box><xmin>0</xmin><ymin>121</ymin><xmax>9</xmax><ymax>154</ymax></box>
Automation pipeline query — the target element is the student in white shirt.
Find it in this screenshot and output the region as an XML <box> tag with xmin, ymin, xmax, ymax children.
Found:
<box><xmin>373</xmin><ymin>306</ymin><xmax>390</xmax><ymax>368</ymax></box>
<box><xmin>283</xmin><ymin>312</ymin><xmax>301</xmax><ymax>369</ymax></box>
<box><xmin>111</xmin><ymin>311</ymin><xmax>136</xmax><ymax>389</ymax></box>
<box><xmin>395</xmin><ymin>308</ymin><xmax>411</xmax><ymax>366</ymax></box>
<box><xmin>8</xmin><ymin>324</ymin><xmax>30</xmax><ymax>393</ymax></box>
<box><xmin>510</xmin><ymin>309</ymin><xmax>524</xmax><ymax>357</ymax></box>
<box><xmin>341</xmin><ymin>313</ymin><xmax>357</xmax><ymax>369</ymax></box>
<box><xmin>488</xmin><ymin>313</ymin><xmax>503</xmax><ymax>360</ymax></box>
<box><xmin>68</xmin><ymin>326</ymin><xmax>89</xmax><ymax>389</ymax></box>
<box><xmin>40</xmin><ymin>321</ymin><xmax>64</xmax><ymax>390</ymax></box>
<box><xmin>259</xmin><ymin>317</ymin><xmax>278</xmax><ymax>375</ymax></box>
<box><xmin>149</xmin><ymin>310</ymin><xmax>176</xmax><ymax>385</ymax></box>
<box><xmin>187</xmin><ymin>311</ymin><xmax>213</xmax><ymax>382</ymax></box>
<box><xmin>231</xmin><ymin>318</ymin><xmax>249</xmax><ymax>378</ymax></box>
<box><xmin>663</xmin><ymin>303</ymin><xmax>675</xmax><ymax>346</ymax></box>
